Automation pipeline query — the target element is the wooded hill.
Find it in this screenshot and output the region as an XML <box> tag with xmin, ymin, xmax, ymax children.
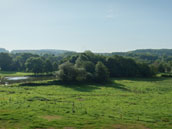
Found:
<box><xmin>0</xmin><ymin>48</ymin><xmax>9</xmax><ymax>53</ymax></box>
<box><xmin>111</xmin><ymin>49</ymin><xmax>172</xmax><ymax>56</ymax></box>
<box><xmin>11</xmin><ymin>49</ymin><xmax>75</xmax><ymax>56</ymax></box>
<box><xmin>1</xmin><ymin>48</ymin><xmax>172</xmax><ymax>57</ymax></box>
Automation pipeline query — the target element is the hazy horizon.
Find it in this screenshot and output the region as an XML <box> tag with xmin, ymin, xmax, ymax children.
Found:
<box><xmin>0</xmin><ymin>0</ymin><xmax>172</xmax><ymax>52</ymax></box>
<box><xmin>1</xmin><ymin>47</ymin><xmax>172</xmax><ymax>54</ymax></box>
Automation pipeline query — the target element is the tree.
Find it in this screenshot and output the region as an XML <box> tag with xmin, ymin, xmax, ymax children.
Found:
<box><xmin>95</xmin><ymin>61</ymin><xmax>109</xmax><ymax>82</ymax></box>
<box><xmin>56</xmin><ymin>62</ymin><xmax>89</xmax><ymax>82</ymax></box>
<box><xmin>106</xmin><ymin>56</ymin><xmax>139</xmax><ymax>77</ymax></box>
<box><xmin>75</xmin><ymin>68</ymin><xmax>87</xmax><ymax>82</ymax></box>
<box><xmin>75</xmin><ymin>58</ymin><xmax>95</xmax><ymax>74</ymax></box>
<box><xmin>158</xmin><ymin>63</ymin><xmax>165</xmax><ymax>73</ymax></box>
<box><xmin>74</xmin><ymin>56</ymin><xmax>95</xmax><ymax>82</ymax></box>
<box><xmin>138</xmin><ymin>63</ymin><xmax>153</xmax><ymax>77</ymax></box>
<box><xmin>11</xmin><ymin>58</ymin><xmax>21</xmax><ymax>71</ymax></box>
<box><xmin>0</xmin><ymin>53</ymin><xmax>13</xmax><ymax>71</ymax></box>
<box><xmin>44</xmin><ymin>59</ymin><xmax>53</xmax><ymax>74</ymax></box>
<box><xmin>57</xmin><ymin>62</ymin><xmax>78</xmax><ymax>82</ymax></box>
<box><xmin>119</xmin><ymin>58</ymin><xmax>139</xmax><ymax>77</ymax></box>
<box><xmin>106</xmin><ymin>57</ymin><xmax>120</xmax><ymax>77</ymax></box>
<box><xmin>12</xmin><ymin>53</ymin><xmax>39</xmax><ymax>71</ymax></box>
<box><xmin>25</xmin><ymin>57</ymin><xmax>44</xmax><ymax>74</ymax></box>
<box><xmin>53</xmin><ymin>62</ymin><xmax>58</xmax><ymax>71</ymax></box>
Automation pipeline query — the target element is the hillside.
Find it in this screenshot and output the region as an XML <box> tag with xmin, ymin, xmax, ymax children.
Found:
<box><xmin>11</xmin><ymin>49</ymin><xmax>75</xmax><ymax>56</ymax></box>
<box><xmin>0</xmin><ymin>48</ymin><xmax>9</xmax><ymax>53</ymax></box>
<box><xmin>1</xmin><ymin>48</ymin><xmax>172</xmax><ymax>58</ymax></box>
<box><xmin>112</xmin><ymin>49</ymin><xmax>172</xmax><ymax>56</ymax></box>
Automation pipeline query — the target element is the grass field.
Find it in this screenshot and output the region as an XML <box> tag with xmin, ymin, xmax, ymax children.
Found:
<box><xmin>0</xmin><ymin>71</ymin><xmax>34</xmax><ymax>77</ymax></box>
<box><xmin>0</xmin><ymin>77</ymin><xmax>172</xmax><ymax>129</ymax></box>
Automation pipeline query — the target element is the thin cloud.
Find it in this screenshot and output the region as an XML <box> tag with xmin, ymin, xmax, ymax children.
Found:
<box><xmin>106</xmin><ymin>9</ymin><xmax>119</xmax><ymax>19</ymax></box>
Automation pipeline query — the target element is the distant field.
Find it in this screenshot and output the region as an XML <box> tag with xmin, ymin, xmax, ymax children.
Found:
<box><xmin>0</xmin><ymin>71</ymin><xmax>34</xmax><ymax>77</ymax></box>
<box><xmin>0</xmin><ymin>78</ymin><xmax>172</xmax><ymax>129</ymax></box>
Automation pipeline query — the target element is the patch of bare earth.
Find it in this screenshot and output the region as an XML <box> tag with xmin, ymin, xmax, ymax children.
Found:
<box><xmin>41</xmin><ymin>115</ymin><xmax>62</xmax><ymax>121</ymax></box>
<box><xmin>108</xmin><ymin>124</ymin><xmax>150</xmax><ymax>129</ymax></box>
<box><xmin>63</xmin><ymin>127</ymin><xmax>76</xmax><ymax>129</ymax></box>
<box><xmin>78</xmin><ymin>98</ymin><xmax>84</xmax><ymax>101</ymax></box>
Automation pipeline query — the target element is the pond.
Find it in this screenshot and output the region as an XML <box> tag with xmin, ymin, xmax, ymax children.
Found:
<box><xmin>0</xmin><ymin>76</ymin><xmax>56</xmax><ymax>85</ymax></box>
<box><xmin>5</xmin><ymin>76</ymin><xmax>30</xmax><ymax>81</ymax></box>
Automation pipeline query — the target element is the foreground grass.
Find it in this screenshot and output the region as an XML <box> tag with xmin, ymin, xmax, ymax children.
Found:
<box><xmin>0</xmin><ymin>78</ymin><xmax>172</xmax><ymax>129</ymax></box>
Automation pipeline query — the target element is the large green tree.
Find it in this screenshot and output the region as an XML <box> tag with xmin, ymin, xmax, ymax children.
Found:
<box><xmin>0</xmin><ymin>53</ymin><xmax>13</xmax><ymax>71</ymax></box>
<box><xmin>25</xmin><ymin>57</ymin><xmax>44</xmax><ymax>74</ymax></box>
<box><xmin>57</xmin><ymin>62</ymin><xmax>78</xmax><ymax>82</ymax></box>
<box><xmin>44</xmin><ymin>59</ymin><xmax>53</xmax><ymax>74</ymax></box>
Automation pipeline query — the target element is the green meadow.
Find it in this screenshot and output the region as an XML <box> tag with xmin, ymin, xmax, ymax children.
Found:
<box><xmin>0</xmin><ymin>77</ymin><xmax>172</xmax><ymax>129</ymax></box>
<box><xmin>0</xmin><ymin>71</ymin><xmax>34</xmax><ymax>77</ymax></box>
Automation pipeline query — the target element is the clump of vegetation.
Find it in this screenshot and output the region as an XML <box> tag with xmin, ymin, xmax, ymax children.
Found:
<box><xmin>56</xmin><ymin>51</ymin><xmax>154</xmax><ymax>83</ymax></box>
<box><xmin>0</xmin><ymin>75</ymin><xmax>5</xmax><ymax>84</ymax></box>
<box><xmin>56</xmin><ymin>60</ymin><xmax>110</xmax><ymax>83</ymax></box>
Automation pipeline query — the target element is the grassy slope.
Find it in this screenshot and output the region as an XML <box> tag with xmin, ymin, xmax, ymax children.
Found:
<box><xmin>0</xmin><ymin>78</ymin><xmax>172</xmax><ymax>129</ymax></box>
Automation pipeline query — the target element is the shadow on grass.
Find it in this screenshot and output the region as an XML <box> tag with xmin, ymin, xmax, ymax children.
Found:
<box><xmin>103</xmin><ymin>82</ymin><xmax>130</xmax><ymax>92</ymax></box>
<box><xmin>113</xmin><ymin>77</ymin><xmax>168</xmax><ymax>82</ymax></box>
<box><xmin>19</xmin><ymin>76</ymin><xmax>167</xmax><ymax>92</ymax></box>
<box><xmin>19</xmin><ymin>80</ymin><xmax>129</xmax><ymax>92</ymax></box>
<box><xmin>0</xmin><ymin>71</ymin><xmax>17</xmax><ymax>75</ymax></box>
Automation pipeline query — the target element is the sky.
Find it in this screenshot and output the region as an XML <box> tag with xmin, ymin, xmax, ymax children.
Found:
<box><xmin>0</xmin><ymin>0</ymin><xmax>172</xmax><ymax>52</ymax></box>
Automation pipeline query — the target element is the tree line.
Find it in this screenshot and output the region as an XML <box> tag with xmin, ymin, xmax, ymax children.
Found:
<box><xmin>0</xmin><ymin>51</ymin><xmax>171</xmax><ymax>83</ymax></box>
<box><xmin>0</xmin><ymin>53</ymin><xmax>59</xmax><ymax>74</ymax></box>
<box><xmin>56</xmin><ymin>51</ymin><xmax>155</xmax><ymax>83</ymax></box>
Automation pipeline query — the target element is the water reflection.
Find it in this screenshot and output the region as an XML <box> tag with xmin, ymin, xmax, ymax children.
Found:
<box><xmin>5</xmin><ymin>76</ymin><xmax>29</xmax><ymax>81</ymax></box>
<box><xmin>0</xmin><ymin>76</ymin><xmax>56</xmax><ymax>85</ymax></box>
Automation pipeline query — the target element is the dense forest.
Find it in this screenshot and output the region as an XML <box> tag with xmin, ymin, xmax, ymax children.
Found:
<box><xmin>0</xmin><ymin>48</ymin><xmax>171</xmax><ymax>83</ymax></box>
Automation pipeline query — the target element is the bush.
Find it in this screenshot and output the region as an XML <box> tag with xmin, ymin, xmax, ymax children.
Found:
<box><xmin>95</xmin><ymin>61</ymin><xmax>110</xmax><ymax>82</ymax></box>
<box><xmin>57</xmin><ymin>62</ymin><xmax>88</xmax><ymax>82</ymax></box>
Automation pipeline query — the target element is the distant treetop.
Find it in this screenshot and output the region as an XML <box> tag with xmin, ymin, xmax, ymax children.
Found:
<box><xmin>0</xmin><ymin>48</ymin><xmax>9</xmax><ymax>53</ymax></box>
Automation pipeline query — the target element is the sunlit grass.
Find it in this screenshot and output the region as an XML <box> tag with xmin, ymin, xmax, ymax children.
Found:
<box><xmin>0</xmin><ymin>77</ymin><xmax>172</xmax><ymax>129</ymax></box>
<box><xmin>0</xmin><ymin>71</ymin><xmax>34</xmax><ymax>77</ymax></box>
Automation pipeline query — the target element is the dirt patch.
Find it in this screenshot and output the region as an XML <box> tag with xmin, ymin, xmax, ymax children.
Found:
<box><xmin>0</xmin><ymin>98</ymin><xmax>8</xmax><ymax>101</ymax></box>
<box><xmin>63</xmin><ymin>127</ymin><xmax>76</xmax><ymax>129</ymax></box>
<box><xmin>0</xmin><ymin>109</ymin><xmax>13</xmax><ymax>113</ymax></box>
<box><xmin>108</xmin><ymin>124</ymin><xmax>150</xmax><ymax>129</ymax></box>
<box><xmin>77</xmin><ymin>98</ymin><xmax>85</xmax><ymax>101</ymax></box>
<box><xmin>41</xmin><ymin>115</ymin><xmax>62</xmax><ymax>121</ymax></box>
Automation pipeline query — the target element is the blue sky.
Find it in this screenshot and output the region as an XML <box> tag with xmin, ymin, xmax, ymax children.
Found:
<box><xmin>0</xmin><ymin>0</ymin><xmax>172</xmax><ymax>52</ymax></box>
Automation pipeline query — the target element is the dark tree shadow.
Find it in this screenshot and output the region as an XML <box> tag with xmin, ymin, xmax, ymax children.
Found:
<box><xmin>18</xmin><ymin>77</ymin><xmax>168</xmax><ymax>92</ymax></box>
<box><xmin>0</xmin><ymin>71</ymin><xmax>17</xmax><ymax>75</ymax></box>
<box><xmin>62</xmin><ymin>84</ymin><xmax>101</xmax><ymax>92</ymax></box>
<box><xmin>113</xmin><ymin>77</ymin><xmax>168</xmax><ymax>82</ymax></box>
<box><xmin>19</xmin><ymin>80</ymin><xmax>101</xmax><ymax>92</ymax></box>
<box><xmin>103</xmin><ymin>82</ymin><xmax>130</xmax><ymax>92</ymax></box>
<box><xmin>19</xmin><ymin>79</ymin><xmax>129</xmax><ymax>92</ymax></box>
